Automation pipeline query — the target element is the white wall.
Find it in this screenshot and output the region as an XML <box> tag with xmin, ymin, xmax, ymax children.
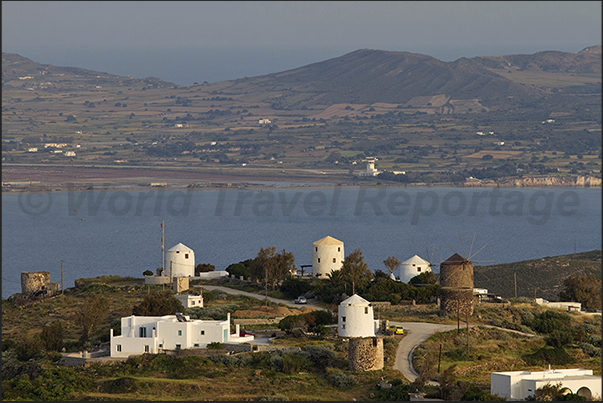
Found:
<box><xmin>338</xmin><ymin>299</ymin><xmax>375</xmax><ymax>338</ymax></box>
<box><xmin>312</xmin><ymin>241</ymin><xmax>344</xmax><ymax>278</ymax></box>
<box><xmin>110</xmin><ymin>314</ymin><xmax>253</xmax><ymax>358</ymax></box>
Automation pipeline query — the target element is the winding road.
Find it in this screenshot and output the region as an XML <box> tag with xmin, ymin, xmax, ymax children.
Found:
<box><xmin>201</xmin><ymin>285</ymin><xmax>535</xmax><ymax>383</ymax></box>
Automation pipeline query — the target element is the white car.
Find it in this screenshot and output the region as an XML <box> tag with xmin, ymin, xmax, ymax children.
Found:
<box><xmin>294</xmin><ymin>296</ymin><xmax>307</xmax><ymax>304</ymax></box>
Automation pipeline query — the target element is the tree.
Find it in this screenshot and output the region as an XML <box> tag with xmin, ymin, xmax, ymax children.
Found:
<box><xmin>225</xmin><ymin>261</ymin><xmax>250</xmax><ymax>279</ymax></box>
<box><xmin>341</xmin><ymin>248</ymin><xmax>373</xmax><ymax>295</ymax></box>
<box><xmin>40</xmin><ymin>321</ymin><xmax>64</xmax><ymax>352</ymax></box>
<box><xmin>383</xmin><ymin>256</ymin><xmax>401</xmax><ymax>277</ymax></box>
<box><xmin>194</xmin><ymin>263</ymin><xmax>215</xmax><ymax>276</ymax></box>
<box><xmin>132</xmin><ymin>291</ymin><xmax>185</xmax><ymax>316</ymax></box>
<box><xmin>75</xmin><ymin>295</ymin><xmax>108</xmax><ymax>342</ymax></box>
<box><xmin>559</xmin><ymin>273</ymin><xmax>602</xmax><ymax>310</ymax></box>
<box><xmin>143</xmin><ymin>269</ymin><xmax>154</xmax><ymax>276</ymax></box>
<box><xmin>250</xmin><ymin>247</ymin><xmax>295</xmax><ymax>305</ymax></box>
<box><xmin>409</xmin><ymin>271</ymin><xmax>437</xmax><ymax>285</ymax></box>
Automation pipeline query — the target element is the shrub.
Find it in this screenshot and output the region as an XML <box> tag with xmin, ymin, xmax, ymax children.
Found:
<box><xmin>207</xmin><ymin>342</ymin><xmax>222</xmax><ymax>350</ymax></box>
<box><xmin>523</xmin><ymin>346</ymin><xmax>573</xmax><ymax>366</ymax></box>
<box><xmin>328</xmin><ymin>371</ymin><xmax>356</xmax><ymax>388</ymax></box>
<box><xmin>579</xmin><ymin>343</ymin><xmax>601</xmax><ymax>357</ymax></box>
<box><xmin>14</xmin><ymin>334</ymin><xmax>42</xmax><ymax>361</ymax></box>
<box><xmin>301</xmin><ymin>345</ymin><xmax>335</xmax><ymax>370</ymax></box>
<box><xmin>40</xmin><ymin>322</ymin><xmax>64</xmax><ymax>352</ymax></box>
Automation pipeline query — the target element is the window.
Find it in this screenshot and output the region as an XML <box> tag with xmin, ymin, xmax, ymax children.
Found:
<box><xmin>417</xmin><ymin>268</ymin><xmax>421</xmax><ymax>272</ymax></box>
<box><xmin>373</xmin><ymin>338</ymin><xmax>378</xmax><ymax>347</ymax></box>
<box><xmin>175</xmin><ymin>344</ymin><xmax>181</xmax><ymax>350</ymax></box>
<box><xmin>365</xmin><ymin>307</ymin><xmax>369</xmax><ymax>314</ymax></box>
<box><xmin>200</xmin><ymin>330</ymin><xmax>205</xmax><ymax>335</ymax></box>
<box><xmin>144</xmin><ymin>345</ymin><xmax>149</xmax><ymax>353</ymax></box>
<box><xmin>342</xmin><ymin>316</ymin><xmax>346</xmax><ymax>322</ymax></box>
<box><xmin>185</xmin><ymin>253</ymin><xmax>189</xmax><ymax>259</ymax></box>
<box><xmin>178</xmin><ymin>330</ymin><xmax>182</xmax><ymax>336</ymax></box>
<box><xmin>191</xmin><ymin>300</ymin><xmax>195</xmax><ymax>305</ymax></box>
<box><xmin>158</xmin><ymin>344</ymin><xmax>163</xmax><ymax>347</ymax></box>
<box><xmin>332</xmin><ymin>258</ymin><xmax>336</xmax><ymax>263</ymax></box>
<box><xmin>342</xmin><ymin>324</ymin><xmax>345</xmax><ymax>329</ymax></box>
<box><xmin>116</xmin><ymin>345</ymin><xmax>122</xmax><ymax>352</ymax></box>
<box><xmin>194</xmin><ymin>343</ymin><xmax>199</xmax><ymax>347</ymax></box>
<box><xmin>139</xmin><ymin>327</ymin><xmax>147</xmax><ymax>337</ymax></box>
<box><xmin>317</xmin><ymin>258</ymin><xmax>321</xmax><ymax>263</ymax></box>
<box><xmin>315</xmin><ymin>247</ymin><xmax>318</xmax><ymax>252</ymax></box>
<box><xmin>338</xmin><ymin>247</ymin><xmax>340</xmax><ymax>252</ymax></box>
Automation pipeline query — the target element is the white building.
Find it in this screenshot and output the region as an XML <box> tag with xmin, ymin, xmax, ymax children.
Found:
<box><xmin>110</xmin><ymin>313</ymin><xmax>253</xmax><ymax>358</ymax></box>
<box><xmin>258</xmin><ymin>118</ymin><xmax>271</xmax><ymax>124</ymax></box>
<box><xmin>398</xmin><ymin>255</ymin><xmax>431</xmax><ymax>283</ymax></box>
<box><xmin>491</xmin><ymin>368</ymin><xmax>601</xmax><ymax>400</ymax></box>
<box><xmin>534</xmin><ymin>298</ymin><xmax>582</xmax><ymax>312</ymax></box>
<box><xmin>338</xmin><ymin>294</ymin><xmax>379</xmax><ymax>338</ymax></box>
<box><xmin>27</xmin><ymin>147</ymin><xmax>38</xmax><ymax>152</ymax></box>
<box><xmin>166</xmin><ymin>243</ymin><xmax>195</xmax><ymax>277</ymax></box>
<box><xmin>175</xmin><ymin>294</ymin><xmax>203</xmax><ymax>308</ymax></box>
<box><xmin>358</xmin><ymin>158</ymin><xmax>381</xmax><ymax>177</ymax></box>
<box><xmin>312</xmin><ymin>235</ymin><xmax>344</xmax><ymax>278</ymax></box>
<box><xmin>64</xmin><ymin>151</ymin><xmax>76</xmax><ymax>157</ymax></box>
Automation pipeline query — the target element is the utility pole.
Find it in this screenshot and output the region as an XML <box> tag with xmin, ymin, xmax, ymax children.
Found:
<box><xmin>61</xmin><ymin>260</ymin><xmax>64</xmax><ymax>294</ymax></box>
<box><xmin>514</xmin><ymin>272</ymin><xmax>517</xmax><ymax>299</ymax></box>
<box><xmin>466</xmin><ymin>310</ymin><xmax>470</xmax><ymax>357</ymax></box>
<box><xmin>437</xmin><ymin>343</ymin><xmax>442</xmax><ymax>373</ymax></box>
<box><xmin>161</xmin><ymin>220</ymin><xmax>165</xmax><ymax>276</ymax></box>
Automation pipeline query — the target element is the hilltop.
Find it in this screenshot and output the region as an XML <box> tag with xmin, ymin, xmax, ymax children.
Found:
<box><xmin>474</xmin><ymin>250</ymin><xmax>602</xmax><ymax>300</ymax></box>
<box><xmin>2</xmin><ymin>47</ymin><xmax>601</xmax><ymax>190</ymax></box>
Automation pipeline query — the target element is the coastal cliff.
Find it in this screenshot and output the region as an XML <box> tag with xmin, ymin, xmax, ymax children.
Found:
<box><xmin>463</xmin><ymin>175</ymin><xmax>601</xmax><ymax>188</ymax></box>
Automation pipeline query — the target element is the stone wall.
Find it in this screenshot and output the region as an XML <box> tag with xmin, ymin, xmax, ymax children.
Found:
<box><xmin>440</xmin><ymin>288</ymin><xmax>474</xmax><ymax>316</ymax></box>
<box><xmin>348</xmin><ymin>337</ymin><xmax>384</xmax><ymax>371</ymax></box>
<box><xmin>21</xmin><ymin>271</ymin><xmax>59</xmax><ymax>295</ymax></box>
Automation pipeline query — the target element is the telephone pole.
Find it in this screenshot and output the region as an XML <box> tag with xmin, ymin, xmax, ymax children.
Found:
<box><xmin>61</xmin><ymin>260</ymin><xmax>64</xmax><ymax>294</ymax></box>
<box><xmin>514</xmin><ymin>272</ymin><xmax>517</xmax><ymax>299</ymax></box>
<box><xmin>161</xmin><ymin>220</ymin><xmax>165</xmax><ymax>276</ymax></box>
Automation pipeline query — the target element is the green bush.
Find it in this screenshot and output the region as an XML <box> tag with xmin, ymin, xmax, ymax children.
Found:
<box><xmin>328</xmin><ymin>371</ymin><xmax>356</xmax><ymax>388</ymax></box>
<box><xmin>523</xmin><ymin>346</ymin><xmax>574</xmax><ymax>366</ymax></box>
<box><xmin>207</xmin><ymin>342</ymin><xmax>222</xmax><ymax>350</ymax></box>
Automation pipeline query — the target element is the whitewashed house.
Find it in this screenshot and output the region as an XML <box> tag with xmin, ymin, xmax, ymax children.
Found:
<box><xmin>258</xmin><ymin>118</ymin><xmax>271</xmax><ymax>124</ymax></box>
<box><xmin>338</xmin><ymin>294</ymin><xmax>379</xmax><ymax>338</ymax></box>
<box><xmin>175</xmin><ymin>294</ymin><xmax>203</xmax><ymax>308</ymax></box>
<box><xmin>534</xmin><ymin>298</ymin><xmax>582</xmax><ymax>312</ymax></box>
<box><xmin>110</xmin><ymin>313</ymin><xmax>253</xmax><ymax>357</ymax></box>
<box><xmin>491</xmin><ymin>368</ymin><xmax>601</xmax><ymax>400</ymax></box>
<box><xmin>398</xmin><ymin>255</ymin><xmax>431</xmax><ymax>283</ymax></box>
<box><xmin>166</xmin><ymin>243</ymin><xmax>195</xmax><ymax>277</ymax></box>
<box><xmin>312</xmin><ymin>236</ymin><xmax>344</xmax><ymax>278</ymax></box>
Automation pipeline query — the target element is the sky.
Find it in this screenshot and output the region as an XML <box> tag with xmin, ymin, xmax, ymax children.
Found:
<box><xmin>2</xmin><ymin>1</ymin><xmax>601</xmax><ymax>85</ymax></box>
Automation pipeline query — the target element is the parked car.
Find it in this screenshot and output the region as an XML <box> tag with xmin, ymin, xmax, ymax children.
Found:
<box><xmin>239</xmin><ymin>330</ymin><xmax>254</xmax><ymax>337</ymax></box>
<box><xmin>294</xmin><ymin>296</ymin><xmax>307</xmax><ymax>304</ymax></box>
<box><xmin>393</xmin><ymin>326</ymin><xmax>404</xmax><ymax>335</ymax></box>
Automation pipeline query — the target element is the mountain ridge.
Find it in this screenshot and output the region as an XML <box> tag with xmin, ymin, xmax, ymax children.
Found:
<box><xmin>3</xmin><ymin>46</ymin><xmax>600</xmax><ymax>110</ymax></box>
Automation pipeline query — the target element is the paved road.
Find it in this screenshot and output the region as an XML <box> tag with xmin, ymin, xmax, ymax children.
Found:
<box><xmin>202</xmin><ymin>285</ymin><xmax>324</xmax><ymax>310</ymax></box>
<box><xmin>390</xmin><ymin>322</ymin><xmax>457</xmax><ymax>383</ymax></box>
<box><xmin>203</xmin><ymin>286</ymin><xmax>536</xmax><ymax>384</ymax></box>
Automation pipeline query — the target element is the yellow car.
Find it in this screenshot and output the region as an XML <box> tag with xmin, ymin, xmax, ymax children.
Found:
<box><xmin>394</xmin><ymin>326</ymin><xmax>404</xmax><ymax>335</ymax></box>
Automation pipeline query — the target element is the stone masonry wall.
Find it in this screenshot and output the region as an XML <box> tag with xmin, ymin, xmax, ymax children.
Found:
<box><xmin>348</xmin><ymin>337</ymin><xmax>384</xmax><ymax>371</ymax></box>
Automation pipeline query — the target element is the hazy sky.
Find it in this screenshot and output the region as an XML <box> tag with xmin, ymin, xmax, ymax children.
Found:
<box><xmin>2</xmin><ymin>1</ymin><xmax>601</xmax><ymax>84</ymax></box>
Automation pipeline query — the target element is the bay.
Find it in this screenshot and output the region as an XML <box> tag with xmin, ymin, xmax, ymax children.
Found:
<box><xmin>2</xmin><ymin>186</ymin><xmax>601</xmax><ymax>298</ymax></box>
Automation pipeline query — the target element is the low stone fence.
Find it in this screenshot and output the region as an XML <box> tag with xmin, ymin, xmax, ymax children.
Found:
<box><xmin>233</xmin><ymin>317</ymin><xmax>284</xmax><ymax>325</ymax></box>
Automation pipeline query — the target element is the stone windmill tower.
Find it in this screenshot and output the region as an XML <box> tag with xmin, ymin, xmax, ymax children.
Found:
<box><xmin>338</xmin><ymin>294</ymin><xmax>384</xmax><ymax>371</ymax></box>
<box><xmin>439</xmin><ymin>253</ymin><xmax>474</xmax><ymax>316</ymax></box>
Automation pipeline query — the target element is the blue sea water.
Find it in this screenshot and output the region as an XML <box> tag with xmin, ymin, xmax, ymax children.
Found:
<box><xmin>2</xmin><ymin>187</ymin><xmax>601</xmax><ymax>298</ymax></box>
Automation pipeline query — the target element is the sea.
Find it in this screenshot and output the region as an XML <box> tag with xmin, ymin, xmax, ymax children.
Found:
<box><xmin>2</xmin><ymin>186</ymin><xmax>601</xmax><ymax>298</ymax></box>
